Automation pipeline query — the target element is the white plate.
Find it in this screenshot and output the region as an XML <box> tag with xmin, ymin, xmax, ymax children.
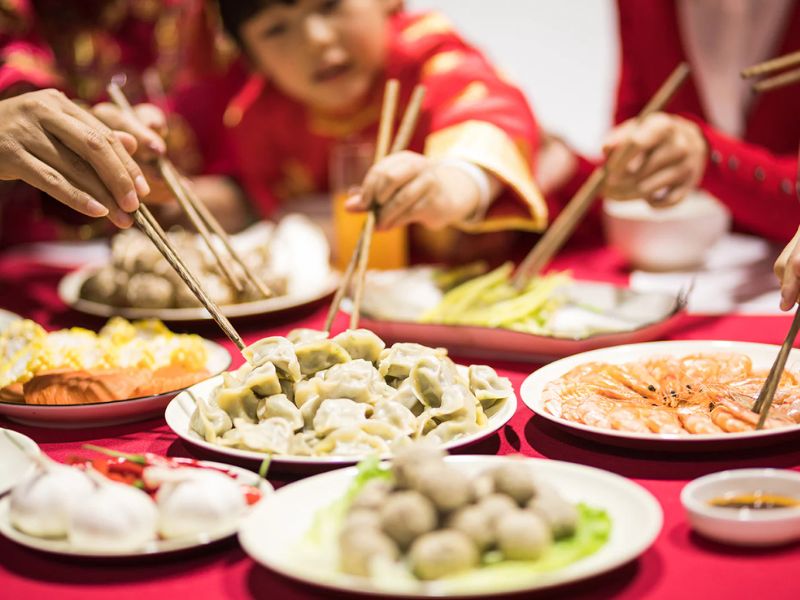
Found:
<box><xmin>0</xmin><ymin>340</ymin><xmax>231</xmax><ymax>428</ymax></box>
<box><xmin>0</xmin><ymin>460</ymin><xmax>272</xmax><ymax>558</ymax></box>
<box><xmin>238</xmin><ymin>455</ymin><xmax>662</xmax><ymax>597</ymax></box>
<box><xmin>351</xmin><ymin>271</ymin><xmax>685</xmax><ymax>361</ymax></box>
<box><xmin>521</xmin><ymin>340</ymin><xmax>800</xmax><ymax>450</ymax></box>
<box><xmin>0</xmin><ymin>309</ymin><xmax>21</xmax><ymax>334</ymax></box>
<box><xmin>165</xmin><ymin>375</ymin><xmax>517</xmax><ymax>473</ymax></box>
<box><xmin>58</xmin><ymin>266</ymin><xmax>339</xmax><ymax>322</ymax></box>
<box><xmin>0</xmin><ymin>429</ymin><xmax>39</xmax><ymax>496</ymax></box>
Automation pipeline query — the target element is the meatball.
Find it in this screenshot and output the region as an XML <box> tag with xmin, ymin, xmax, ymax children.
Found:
<box><xmin>350</xmin><ymin>479</ymin><xmax>392</xmax><ymax>512</ymax></box>
<box><xmin>408</xmin><ymin>529</ymin><xmax>480</xmax><ymax>580</ymax></box>
<box><xmin>446</xmin><ymin>504</ymin><xmax>495</xmax><ymax>551</ymax></box>
<box><xmin>80</xmin><ymin>267</ymin><xmax>120</xmax><ymax>304</ymax></box>
<box><xmin>496</xmin><ymin>510</ymin><xmax>552</xmax><ymax>560</ymax></box>
<box><xmin>342</xmin><ymin>508</ymin><xmax>382</xmax><ymax>533</ymax></box>
<box><xmin>527</xmin><ymin>488</ymin><xmax>579</xmax><ymax>539</ymax></box>
<box><xmin>125</xmin><ymin>273</ymin><xmax>174</xmax><ymax>308</ymax></box>
<box><xmin>339</xmin><ymin>528</ymin><xmax>399</xmax><ymax>577</ymax></box>
<box><xmin>414</xmin><ymin>464</ymin><xmax>472</xmax><ymax>513</ymax></box>
<box><xmin>491</xmin><ymin>463</ymin><xmax>538</xmax><ymax>506</ymax></box>
<box><xmin>477</xmin><ymin>493</ymin><xmax>518</xmax><ymax>529</ymax></box>
<box><xmin>391</xmin><ymin>443</ymin><xmax>445</xmax><ymax>489</ymax></box>
<box><xmin>379</xmin><ymin>490</ymin><xmax>437</xmax><ymax>548</ymax></box>
<box><xmin>470</xmin><ymin>472</ymin><xmax>495</xmax><ymax>501</ymax></box>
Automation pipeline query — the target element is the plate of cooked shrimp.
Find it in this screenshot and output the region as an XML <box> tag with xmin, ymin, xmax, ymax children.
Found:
<box><xmin>522</xmin><ymin>340</ymin><xmax>800</xmax><ymax>450</ymax></box>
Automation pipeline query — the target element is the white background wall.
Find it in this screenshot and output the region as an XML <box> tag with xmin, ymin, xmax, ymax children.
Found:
<box><xmin>406</xmin><ymin>0</ymin><xmax>620</xmax><ymax>157</ymax></box>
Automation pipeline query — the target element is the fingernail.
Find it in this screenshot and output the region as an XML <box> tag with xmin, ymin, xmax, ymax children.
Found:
<box><xmin>123</xmin><ymin>190</ymin><xmax>140</xmax><ymax>211</ymax></box>
<box><xmin>87</xmin><ymin>199</ymin><xmax>109</xmax><ymax>217</ymax></box>
<box><xmin>135</xmin><ymin>175</ymin><xmax>150</xmax><ymax>196</ymax></box>
<box><xmin>149</xmin><ymin>139</ymin><xmax>166</xmax><ymax>154</ymax></box>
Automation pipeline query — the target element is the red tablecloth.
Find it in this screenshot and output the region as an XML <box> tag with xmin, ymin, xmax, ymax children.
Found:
<box><xmin>2</xmin><ymin>246</ymin><xmax>800</xmax><ymax>600</ymax></box>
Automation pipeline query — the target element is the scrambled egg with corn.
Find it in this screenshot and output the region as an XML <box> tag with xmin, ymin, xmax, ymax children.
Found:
<box><xmin>0</xmin><ymin>317</ymin><xmax>208</xmax><ymax>388</ymax></box>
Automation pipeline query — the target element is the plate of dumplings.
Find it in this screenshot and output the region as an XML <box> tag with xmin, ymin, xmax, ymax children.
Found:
<box><xmin>0</xmin><ymin>450</ymin><xmax>271</xmax><ymax>558</ymax></box>
<box><xmin>165</xmin><ymin>328</ymin><xmax>517</xmax><ymax>471</ymax></box>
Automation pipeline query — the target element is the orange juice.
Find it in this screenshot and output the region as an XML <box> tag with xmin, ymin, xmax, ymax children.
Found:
<box><xmin>332</xmin><ymin>191</ymin><xmax>408</xmax><ymax>270</ymax></box>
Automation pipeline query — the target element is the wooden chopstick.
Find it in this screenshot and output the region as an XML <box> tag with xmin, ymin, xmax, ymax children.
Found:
<box><xmin>752</xmin><ymin>67</ymin><xmax>800</xmax><ymax>93</ymax></box>
<box><xmin>323</xmin><ymin>79</ymin><xmax>400</xmax><ymax>332</ymax></box>
<box><xmin>510</xmin><ymin>62</ymin><xmax>691</xmax><ymax>289</ymax></box>
<box><xmin>752</xmin><ymin>306</ymin><xmax>800</xmax><ymax>429</ymax></box>
<box><xmin>741</xmin><ymin>50</ymin><xmax>800</xmax><ymax>79</ymax></box>
<box><xmin>349</xmin><ymin>84</ymin><xmax>426</xmax><ymax>330</ymax></box>
<box><xmin>175</xmin><ymin>175</ymin><xmax>274</xmax><ymax>299</ymax></box>
<box><xmin>323</xmin><ymin>83</ymin><xmax>426</xmax><ymax>332</ymax></box>
<box><xmin>107</xmin><ymin>83</ymin><xmax>244</xmax><ymax>293</ymax></box>
<box><xmin>133</xmin><ymin>205</ymin><xmax>246</xmax><ymax>351</ymax></box>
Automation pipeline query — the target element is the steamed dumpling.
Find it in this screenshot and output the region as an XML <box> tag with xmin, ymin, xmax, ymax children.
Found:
<box><xmin>294</xmin><ymin>339</ymin><xmax>351</xmax><ymax>376</ymax></box>
<box><xmin>68</xmin><ymin>479</ymin><xmax>158</xmax><ymax>552</ymax></box>
<box><xmin>146</xmin><ymin>467</ymin><xmax>247</xmax><ymax>539</ymax></box>
<box><xmin>378</xmin><ymin>343</ymin><xmax>446</xmax><ymax>380</ymax></box>
<box><xmin>190</xmin><ymin>394</ymin><xmax>233</xmax><ymax>442</ymax></box>
<box><xmin>242</xmin><ymin>337</ymin><xmax>301</xmax><ymax>381</ymax></box>
<box><xmin>220</xmin><ymin>418</ymin><xmax>293</xmax><ymax>454</ymax></box>
<box><xmin>468</xmin><ymin>365</ymin><xmax>513</xmax><ymax>410</ymax></box>
<box><xmin>287</xmin><ymin>328</ymin><xmax>329</xmax><ymax>344</ymax></box>
<box><xmin>332</xmin><ymin>329</ymin><xmax>385</xmax><ymax>363</ymax></box>
<box><xmin>9</xmin><ymin>464</ymin><xmax>94</xmax><ymax>538</ymax></box>
<box><xmin>313</xmin><ymin>398</ymin><xmax>371</xmax><ymax>436</ymax></box>
<box><xmin>257</xmin><ymin>393</ymin><xmax>303</xmax><ymax>431</ymax></box>
<box><xmin>409</xmin><ymin>355</ymin><xmax>460</xmax><ymax>407</ymax></box>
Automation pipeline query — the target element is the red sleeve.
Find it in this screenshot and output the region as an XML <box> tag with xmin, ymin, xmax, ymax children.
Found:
<box><xmin>0</xmin><ymin>1</ymin><xmax>63</xmax><ymax>96</ymax></box>
<box><xmin>392</xmin><ymin>12</ymin><xmax>546</xmax><ymax>231</ymax></box>
<box><xmin>688</xmin><ymin>116</ymin><xmax>799</xmax><ymax>242</ymax></box>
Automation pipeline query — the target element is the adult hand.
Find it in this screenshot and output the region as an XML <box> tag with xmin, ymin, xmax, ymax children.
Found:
<box><xmin>603</xmin><ymin>112</ymin><xmax>707</xmax><ymax>207</ymax></box>
<box><xmin>775</xmin><ymin>226</ymin><xmax>800</xmax><ymax>311</ymax></box>
<box><xmin>0</xmin><ymin>89</ymin><xmax>150</xmax><ymax>228</ymax></box>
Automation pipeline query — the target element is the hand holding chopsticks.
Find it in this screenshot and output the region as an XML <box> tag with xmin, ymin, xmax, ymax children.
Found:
<box><xmin>106</xmin><ymin>83</ymin><xmax>273</xmax><ymax>300</ymax></box>
<box><xmin>324</xmin><ymin>81</ymin><xmax>426</xmax><ymax>333</ymax></box>
<box><xmin>105</xmin><ymin>83</ymin><xmax>247</xmax><ymax>354</ymax></box>
<box><xmin>511</xmin><ymin>62</ymin><xmax>691</xmax><ymax>288</ymax></box>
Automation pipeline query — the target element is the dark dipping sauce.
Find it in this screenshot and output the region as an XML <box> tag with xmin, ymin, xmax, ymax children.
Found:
<box><xmin>709</xmin><ymin>492</ymin><xmax>800</xmax><ymax>510</ymax></box>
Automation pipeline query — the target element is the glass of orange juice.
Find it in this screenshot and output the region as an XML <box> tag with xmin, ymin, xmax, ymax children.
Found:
<box><xmin>330</xmin><ymin>140</ymin><xmax>408</xmax><ymax>271</ymax></box>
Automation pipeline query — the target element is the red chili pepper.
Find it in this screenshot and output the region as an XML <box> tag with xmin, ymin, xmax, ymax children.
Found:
<box><xmin>241</xmin><ymin>485</ymin><xmax>263</xmax><ymax>505</ymax></box>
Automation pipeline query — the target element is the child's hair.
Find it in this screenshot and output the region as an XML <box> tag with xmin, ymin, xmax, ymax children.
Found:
<box><xmin>217</xmin><ymin>0</ymin><xmax>297</xmax><ymax>44</ymax></box>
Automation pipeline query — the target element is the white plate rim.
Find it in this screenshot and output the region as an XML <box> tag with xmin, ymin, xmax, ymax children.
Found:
<box><xmin>0</xmin><ymin>428</ymin><xmax>40</xmax><ymax>496</ymax></box>
<box><xmin>521</xmin><ymin>340</ymin><xmax>800</xmax><ymax>446</ymax></box>
<box><xmin>0</xmin><ymin>459</ymin><xmax>272</xmax><ymax>558</ymax></box>
<box><xmin>237</xmin><ymin>455</ymin><xmax>663</xmax><ymax>598</ymax></box>
<box><xmin>164</xmin><ymin>375</ymin><xmax>517</xmax><ymax>468</ymax></box>
<box><xmin>0</xmin><ymin>338</ymin><xmax>231</xmax><ymax>412</ymax></box>
<box><xmin>59</xmin><ymin>266</ymin><xmax>339</xmax><ymax>322</ymax></box>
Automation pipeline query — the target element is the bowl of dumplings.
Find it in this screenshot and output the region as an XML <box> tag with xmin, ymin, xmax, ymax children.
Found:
<box><xmin>165</xmin><ymin>328</ymin><xmax>517</xmax><ymax>470</ymax></box>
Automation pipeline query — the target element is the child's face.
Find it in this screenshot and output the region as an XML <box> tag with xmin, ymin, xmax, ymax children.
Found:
<box><xmin>241</xmin><ymin>0</ymin><xmax>394</xmax><ymax>114</ymax></box>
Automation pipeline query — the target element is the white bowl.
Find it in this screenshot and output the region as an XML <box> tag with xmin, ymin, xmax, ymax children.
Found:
<box><xmin>603</xmin><ymin>191</ymin><xmax>731</xmax><ymax>271</ymax></box>
<box><xmin>681</xmin><ymin>469</ymin><xmax>800</xmax><ymax>546</ymax></box>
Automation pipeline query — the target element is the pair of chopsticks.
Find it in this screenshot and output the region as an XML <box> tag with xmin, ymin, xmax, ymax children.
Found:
<box><xmin>324</xmin><ymin>80</ymin><xmax>426</xmax><ymax>333</ymax></box>
<box><xmin>107</xmin><ymin>83</ymin><xmax>273</xmax><ymax>301</ymax></box>
<box><xmin>741</xmin><ymin>54</ymin><xmax>800</xmax><ymax>427</ymax></box>
<box><xmin>106</xmin><ymin>84</ymin><xmax>247</xmax><ymax>354</ymax></box>
<box><xmin>741</xmin><ymin>50</ymin><xmax>800</xmax><ymax>93</ymax></box>
<box><xmin>510</xmin><ymin>62</ymin><xmax>691</xmax><ymax>289</ymax></box>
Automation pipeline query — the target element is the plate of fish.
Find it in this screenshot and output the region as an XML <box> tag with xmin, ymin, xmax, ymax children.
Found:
<box><xmin>522</xmin><ymin>340</ymin><xmax>800</xmax><ymax>449</ymax></box>
<box><xmin>0</xmin><ymin>317</ymin><xmax>230</xmax><ymax>427</ymax></box>
<box><xmin>58</xmin><ymin>215</ymin><xmax>338</xmax><ymax>321</ymax></box>
<box><xmin>165</xmin><ymin>328</ymin><xmax>516</xmax><ymax>471</ymax></box>
<box><xmin>348</xmin><ymin>263</ymin><xmax>684</xmax><ymax>361</ymax></box>
<box><xmin>238</xmin><ymin>447</ymin><xmax>662</xmax><ymax>597</ymax></box>
<box><xmin>0</xmin><ymin>446</ymin><xmax>271</xmax><ymax>557</ymax></box>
